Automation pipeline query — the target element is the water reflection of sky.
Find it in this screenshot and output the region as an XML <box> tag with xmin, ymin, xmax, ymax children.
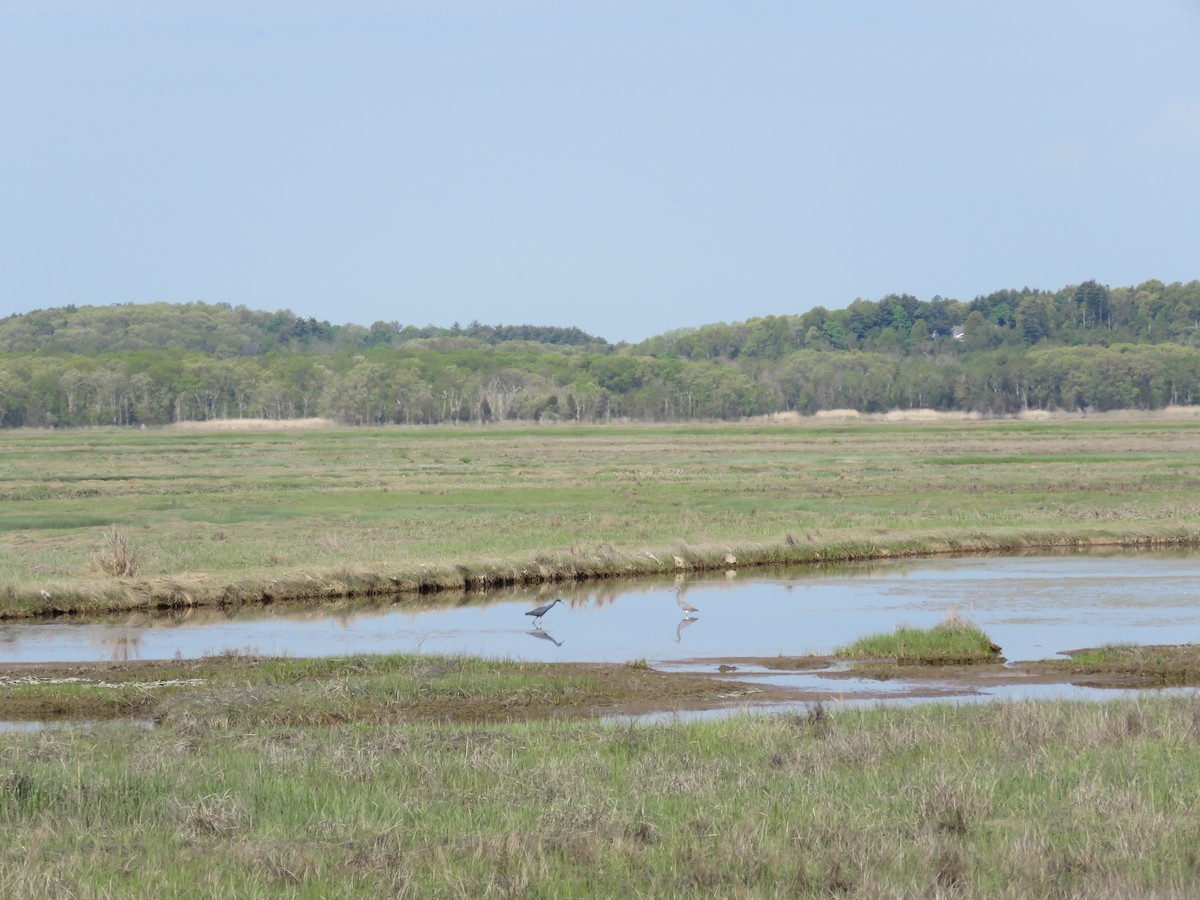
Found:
<box><xmin>3</xmin><ymin>552</ymin><xmax>1200</xmax><ymax>667</ymax></box>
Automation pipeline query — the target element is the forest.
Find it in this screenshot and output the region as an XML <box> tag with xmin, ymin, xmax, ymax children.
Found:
<box><xmin>2</xmin><ymin>278</ymin><xmax>1200</xmax><ymax>427</ymax></box>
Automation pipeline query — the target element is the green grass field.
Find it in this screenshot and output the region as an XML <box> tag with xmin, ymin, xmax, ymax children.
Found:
<box><xmin>3</xmin><ymin>417</ymin><xmax>1200</xmax><ymax>616</ymax></box>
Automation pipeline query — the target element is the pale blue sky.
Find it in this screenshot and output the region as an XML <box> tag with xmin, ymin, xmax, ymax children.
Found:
<box><xmin>3</xmin><ymin>1</ymin><xmax>1198</xmax><ymax>343</ymax></box>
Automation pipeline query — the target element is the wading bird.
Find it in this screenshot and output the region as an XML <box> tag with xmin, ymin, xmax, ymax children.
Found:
<box><xmin>673</xmin><ymin>587</ymin><xmax>698</xmax><ymax>618</ymax></box>
<box><xmin>525</xmin><ymin>598</ymin><xmax>564</xmax><ymax>627</ymax></box>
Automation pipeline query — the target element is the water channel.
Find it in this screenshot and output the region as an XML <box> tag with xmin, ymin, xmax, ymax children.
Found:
<box><xmin>3</xmin><ymin>551</ymin><xmax>1199</xmax><ymax>711</ymax></box>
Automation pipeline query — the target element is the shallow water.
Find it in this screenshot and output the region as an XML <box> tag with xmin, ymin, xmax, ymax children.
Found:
<box><xmin>3</xmin><ymin>551</ymin><xmax>1199</xmax><ymax>667</ymax></box>
<box><xmin>603</xmin><ymin>685</ymin><xmax>1199</xmax><ymax>725</ymax></box>
<box><xmin>4</xmin><ymin>551</ymin><xmax>1200</xmax><ymax>710</ymax></box>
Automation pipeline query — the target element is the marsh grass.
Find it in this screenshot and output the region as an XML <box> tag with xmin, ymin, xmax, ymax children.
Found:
<box><xmin>3</xmin><ymin>419</ymin><xmax>1200</xmax><ymax>614</ymax></box>
<box><xmin>2</xmin><ymin>692</ymin><xmax>1200</xmax><ymax>896</ymax></box>
<box><xmin>4</xmin><ymin>420</ymin><xmax>1200</xmax><ymax>894</ymax></box>
<box><xmin>0</xmin><ymin>653</ymin><xmax>767</xmax><ymax>728</ymax></box>
<box><xmin>90</xmin><ymin>525</ymin><xmax>141</xmax><ymax>577</ymax></box>
<box><xmin>1026</xmin><ymin>643</ymin><xmax>1200</xmax><ymax>687</ymax></box>
<box><xmin>835</xmin><ymin>614</ymin><xmax>1003</xmax><ymax>665</ymax></box>
<box><xmin>1066</xmin><ymin>643</ymin><xmax>1139</xmax><ymax>665</ymax></box>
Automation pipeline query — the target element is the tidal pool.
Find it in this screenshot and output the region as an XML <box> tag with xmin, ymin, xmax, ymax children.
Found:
<box><xmin>2</xmin><ymin>551</ymin><xmax>1198</xmax><ymax>671</ymax></box>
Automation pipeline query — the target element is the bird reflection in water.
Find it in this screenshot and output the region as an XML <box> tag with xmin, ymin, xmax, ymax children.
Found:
<box><xmin>674</xmin><ymin>616</ymin><xmax>699</xmax><ymax>644</ymax></box>
<box><xmin>94</xmin><ymin>632</ymin><xmax>142</xmax><ymax>662</ymax></box>
<box><xmin>527</xmin><ymin>629</ymin><xmax>564</xmax><ymax>647</ymax></box>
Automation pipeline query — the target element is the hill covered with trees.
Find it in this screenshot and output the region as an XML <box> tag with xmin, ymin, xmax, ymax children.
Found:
<box><xmin>0</xmin><ymin>301</ymin><xmax>607</xmax><ymax>357</ymax></box>
<box><xmin>2</xmin><ymin>278</ymin><xmax>1199</xmax><ymax>427</ymax></box>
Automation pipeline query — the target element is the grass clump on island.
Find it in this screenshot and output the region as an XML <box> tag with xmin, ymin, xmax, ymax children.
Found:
<box><xmin>4</xmin><ymin>417</ymin><xmax>1200</xmax><ymax>615</ymax></box>
<box><xmin>3</xmin><ymin>689</ymin><xmax>1200</xmax><ymax>896</ymax></box>
<box><xmin>835</xmin><ymin>611</ymin><xmax>1004</xmax><ymax>665</ymax></box>
<box><xmin>1027</xmin><ymin>642</ymin><xmax>1200</xmax><ymax>686</ymax></box>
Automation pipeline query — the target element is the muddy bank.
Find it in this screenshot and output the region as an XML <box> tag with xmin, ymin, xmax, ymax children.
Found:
<box><xmin>3</xmin><ymin>645</ymin><xmax>1198</xmax><ymax>728</ymax></box>
<box><xmin>0</xmin><ymin>656</ymin><xmax>794</xmax><ymax>726</ymax></box>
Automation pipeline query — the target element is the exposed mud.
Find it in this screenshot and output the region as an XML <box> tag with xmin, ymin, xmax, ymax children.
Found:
<box><xmin>0</xmin><ymin>657</ymin><xmax>796</xmax><ymax>726</ymax></box>
<box><xmin>710</xmin><ymin>645</ymin><xmax>1200</xmax><ymax>685</ymax></box>
<box><xmin>4</xmin><ymin>645</ymin><xmax>1198</xmax><ymax>727</ymax></box>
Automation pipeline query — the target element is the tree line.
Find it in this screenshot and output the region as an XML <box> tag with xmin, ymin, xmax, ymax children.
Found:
<box><xmin>2</xmin><ymin>279</ymin><xmax>1199</xmax><ymax>428</ymax></box>
<box><xmin>635</xmin><ymin>279</ymin><xmax>1200</xmax><ymax>360</ymax></box>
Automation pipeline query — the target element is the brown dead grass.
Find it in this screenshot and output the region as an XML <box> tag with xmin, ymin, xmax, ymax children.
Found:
<box><xmin>168</xmin><ymin>417</ymin><xmax>335</xmax><ymax>431</ymax></box>
<box><xmin>90</xmin><ymin>526</ymin><xmax>140</xmax><ymax>577</ymax></box>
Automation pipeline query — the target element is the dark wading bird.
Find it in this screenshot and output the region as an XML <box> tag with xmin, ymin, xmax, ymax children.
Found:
<box><xmin>525</xmin><ymin>598</ymin><xmax>564</xmax><ymax>628</ymax></box>
<box><xmin>673</xmin><ymin>587</ymin><xmax>698</xmax><ymax>618</ymax></box>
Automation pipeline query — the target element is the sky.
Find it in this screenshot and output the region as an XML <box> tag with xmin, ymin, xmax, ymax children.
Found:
<box><xmin>2</xmin><ymin>1</ymin><xmax>1199</xmax><ymax>344</ymax></box>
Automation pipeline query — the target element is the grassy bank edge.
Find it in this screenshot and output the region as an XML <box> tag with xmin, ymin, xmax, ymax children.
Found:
<box><xmin>10</xmin><ymin>528</ymin><xmax>1199</xmax><ymax>620</ymax></box>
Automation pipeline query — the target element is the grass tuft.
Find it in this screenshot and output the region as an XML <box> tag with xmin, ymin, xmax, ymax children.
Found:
<box><xmin>806</xmin><ymin>700</ymin><xmax>832</xmax><ymax>736</ymax></box>
<box><xmin>186</xmin><ymin>791</ymin><xmax>250</xmax><ymax>837</ymax></box>
<box><xmin>90</xmin><ymin>526</ymin><xmax>141</xmax><ymax>577</ymax></box>
<box><xmin>835</xmin><ymin>615</ymin><xmax>1003</xmax><ymax>665</ymax></box>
